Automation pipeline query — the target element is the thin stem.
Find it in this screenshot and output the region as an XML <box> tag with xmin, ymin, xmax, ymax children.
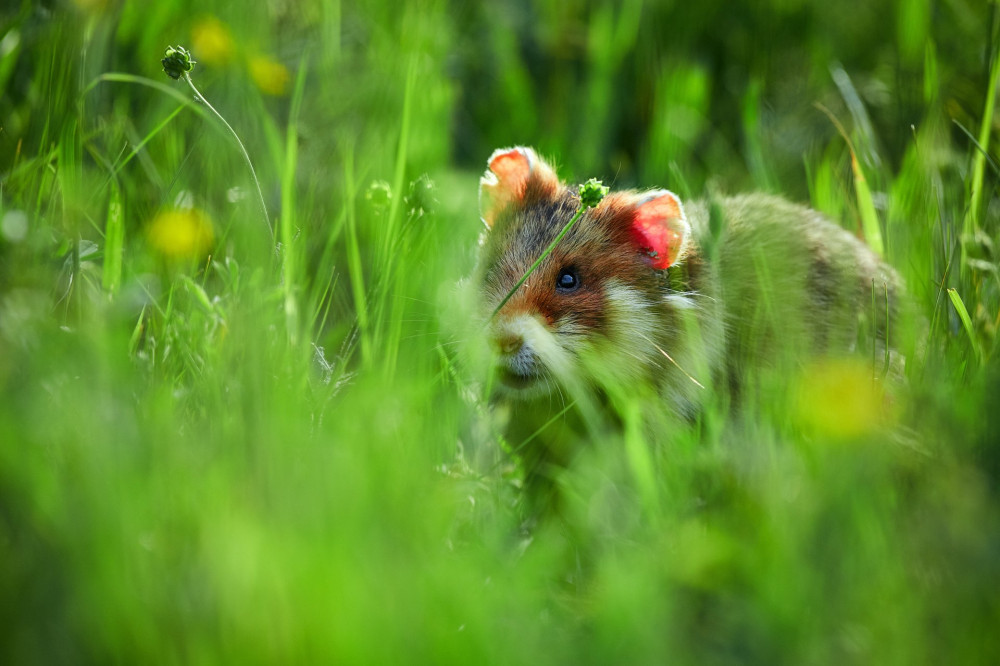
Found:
<box><xmin>183</xmin><ymin>72</ymin><xmax>273</xmax><ymax>244</ymax></box>
<box><xmin>491</xmin><ymin>205</ymin><xmax>586</xmax><ymax>319</ymax></box>
<box><xmin>965</xmin><ymin>26</ymin><xmax>1000</xmax><ymax>239</ymax></box>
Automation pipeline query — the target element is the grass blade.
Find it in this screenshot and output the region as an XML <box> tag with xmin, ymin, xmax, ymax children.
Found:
<box><xmin>101</xmin><ymin>179</ymin><xmax>124</xmax><ymax>295</ymax></box>
<box><xmin>279</xmin><ymin>54</ymin><xmax>310</xmax><ymax>347</ymax></box>
<box><xmin>816</xmin><ymin>103</ymin><xmax>884</xmax><ymax>257</ymax></box>
<box><xmin>343</xmin><ymin>145</ymin><xmax>372</xmax><ymax>367</ymax></box>
<box><xmin>963</xmin><ymin>34</ymin><xmax>1000</xmax><ymax>241</ymax></box>
<box><xmin>948</xmin><ymin>287</ymin><xmax>983</xmax><ymax>362</ymax></box>
<box><xmin>380</xmin><ymin>57</ymin><xmax>418</xmax><ymax>378</ymax></box>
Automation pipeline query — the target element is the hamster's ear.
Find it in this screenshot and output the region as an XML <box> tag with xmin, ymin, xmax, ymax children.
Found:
<box><xmin>629</xmin><ymin>190</ymin><xmax>691</xmax><ymax>269</ymax></box>
<box><xmin>479</xmin><ymin>147</ymin><xmax>557</xmax><ymax>228</ymax></box>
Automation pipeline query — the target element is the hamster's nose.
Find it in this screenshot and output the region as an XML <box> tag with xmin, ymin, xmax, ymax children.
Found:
<box><xmin>492</xmin><ymin>331</ymin><xmax>523</xmax><ymax>355</ymax></box>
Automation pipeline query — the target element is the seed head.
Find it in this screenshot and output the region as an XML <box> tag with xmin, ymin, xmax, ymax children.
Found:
<box><xmin>162</xmin><ymin>45</ymin><xmax>196</xmax><ymax>80</ymax></box>
<box><xmin>365</xmin><ymin>181</ymin><xmax>392</xmax><ymax>209</ymax></box>
<box><xmin>579</xmin><ymin>178</ymin><xmax>609</xmax><ymax>209</ymax></box>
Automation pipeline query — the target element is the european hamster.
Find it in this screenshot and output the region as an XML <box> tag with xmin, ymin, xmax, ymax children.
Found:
<box><xmin>472</xmin><ymin>146</ymin><xmax>901</xmax><ymax>475</ymax></box>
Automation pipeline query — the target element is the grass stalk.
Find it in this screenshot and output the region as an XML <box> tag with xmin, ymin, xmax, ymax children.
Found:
<box><xmin>492</xmin><ymin>203</ymin><xmax>591</xmax><ymax>319</ymax></box>
<box><xmin>343</xmin><ymin>145</ymin><xmax>372</xmax><ymax>367</ymax></box>
<box><xmin>963</xmin><ymin>32</ymin><xmax>1000</xmax><ymax>244</ymax></box>
<box><xmin>489</xmin><ymin>179</ymin><xmax>605</xmax><ymax>320</ymax></box>
<box><xmin>279</xmin><ymin>55</ymin><xmax>310</xmax><ymax>347</ymax></box>
<box><xmin>816</xmin><ymin>102</ymin><xmax>885</xmax><ymax>257</ymax></box>
<box><xmin>380</xmin><ymin>57</ymin><xmax>418</xmax><ymax>377</ymax></box>
<box><xmin>948</xmin><ymin>287</ymin><xmax>984</xmax><ymax>362</ymax></box>
<box><xmin>181</xmin><ymin>71</ymin><xmax>274</xmax><ymax>245</ymax></box>
<box><xmin>101</xmin><ymin>179</ymin><xmax>124</xmax><ymax>295</ymax></box>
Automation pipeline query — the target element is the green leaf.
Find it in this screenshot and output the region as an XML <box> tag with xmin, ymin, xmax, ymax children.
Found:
<box><xmin>947</xmin><ymin>288</ymin><xmax>983</xmax><ymax>362</ymax></box>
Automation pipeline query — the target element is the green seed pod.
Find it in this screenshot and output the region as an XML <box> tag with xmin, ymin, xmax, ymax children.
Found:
<box><xmin>162</xmin><ymin>45</ymin><xmax>196</xmax><ymax>80</ymax></box>
<box><xmin>579</xmin><ymin>178</ymin><xmax>609</xmax><ymax>209</ymax></box>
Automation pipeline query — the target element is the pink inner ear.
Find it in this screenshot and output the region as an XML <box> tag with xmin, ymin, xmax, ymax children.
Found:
<box><xmin>489</xmin><ymin>149</ymin><xmax>532</xmax><ymax>191</ymax></box>
<box><xmin>629</xmin><ymin>193</ymin><xmax>687</xmax><ymax>269</ymax></box>
<box><xmin>481</xmin><ymin>148</ymin><xmax>534</xmax><ymax>226</ymax></box>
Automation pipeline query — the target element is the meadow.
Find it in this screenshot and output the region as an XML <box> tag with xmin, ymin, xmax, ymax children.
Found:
<box><xmin>1</xmin><ymin>0</ymin><xmax>999</xmax><ymax>663</ymax></box>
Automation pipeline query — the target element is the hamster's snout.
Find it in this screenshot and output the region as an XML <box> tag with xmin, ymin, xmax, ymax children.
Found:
<box><xmin>491</xmin><ymin>329</ymin><xmax>524</xmax><ymax>356</ymax></box>
<box><xmin>488</xmin><ymin>315</ymin><xmax>550</xmax><ymax>394</ymax></box>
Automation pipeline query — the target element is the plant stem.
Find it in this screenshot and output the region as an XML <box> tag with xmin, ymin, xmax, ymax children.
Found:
<box><xmin>491</xmin><ymin>205</ymin><xmax>586</xmax><ymax>319</ymax></box>
<box><xmin>183</xmin><ymin>72</ymin><xmax>273</xmax><ymax>244</ymax></box>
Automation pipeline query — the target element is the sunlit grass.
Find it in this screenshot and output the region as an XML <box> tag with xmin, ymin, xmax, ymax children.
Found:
<box><xmin>1</xmin><ymin>0</ymin><xmax>998</xmax><ymax>663</ymax></box>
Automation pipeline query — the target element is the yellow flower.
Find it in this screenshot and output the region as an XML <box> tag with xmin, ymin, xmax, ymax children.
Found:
<box><xmin>191</xmin><ymin>16</ymin><xmax>235</xmax><ymax>67</ymax></box>
<box><xmin>147</xmin><ymin>208</ymin><xmax>214</xmax><ymax>260</ymax></box>
<box><xmin>794</xmin><ymin>358</ymin><xmax>886</xmax><ymax>440</ymax></box>
<box><xmin>248</xmin><ymin>55</ymin><xmax>290</xmax><ymax>96</ymax></box>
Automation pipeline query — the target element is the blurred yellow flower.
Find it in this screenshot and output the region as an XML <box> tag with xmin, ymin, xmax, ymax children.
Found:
<box><xmin>191</xmin><ymin>16</ymin><xmax>235</xmax><ymax>67</ymax></box>
<box><xmin>794</xmin><ymin>358</ymin><xmax>885</xmax><ymax>440</ymax></box>
<box><xmin>249</xmin><ymin>56</ymin><xmax>290</xmax><ymax>96</ymax></box>
<box><xmin>147</xmin><ymin>208</ymin><xmax>214</xmax><ymax>260</ymax></box>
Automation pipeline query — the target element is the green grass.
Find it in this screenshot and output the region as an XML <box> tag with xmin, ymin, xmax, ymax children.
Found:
<box><xmin>1</xmin><ymin>0</ymin><xmax>999</xmax><ymax>663</ymax></box>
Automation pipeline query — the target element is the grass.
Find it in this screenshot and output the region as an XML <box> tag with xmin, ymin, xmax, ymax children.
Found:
<box><xmin>1</xmin><ymin>0</ymin><xmax>999</xmax><ymax>663</ymax></box>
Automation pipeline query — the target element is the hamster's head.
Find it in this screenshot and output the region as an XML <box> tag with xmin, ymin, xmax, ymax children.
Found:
<box><xmin>475</xmin><ymin>146</ymin><xmax>694</xmax><ymax>400</ymax></box>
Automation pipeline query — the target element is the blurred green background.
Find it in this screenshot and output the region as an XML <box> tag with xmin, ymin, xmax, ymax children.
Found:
<box><xmin>2</xmin><ymin>0</ymin><xmax>1000</xmax><ymax>663</ymax></box>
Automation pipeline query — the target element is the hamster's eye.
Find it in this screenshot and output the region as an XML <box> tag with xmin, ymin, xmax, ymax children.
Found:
<box><xmin>555</xmin><ymin>267</ymin><xmax>580</xmax><ymax>293</ymax></box>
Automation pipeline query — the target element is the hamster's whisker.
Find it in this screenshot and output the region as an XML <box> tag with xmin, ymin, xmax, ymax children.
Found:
<box><xmin>635</xmin><ymin>331</ymin><xmax>706</xmax><ymax>390</ymax></box>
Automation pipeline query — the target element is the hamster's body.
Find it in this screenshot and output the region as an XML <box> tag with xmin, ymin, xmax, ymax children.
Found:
<box><xmin>473</xmin><ymin>147</ymin><xmax>901</xmax><ymax>488</ymax></box>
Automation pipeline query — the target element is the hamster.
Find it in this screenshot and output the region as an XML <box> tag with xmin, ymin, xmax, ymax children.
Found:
<box><xmin>472</xmin><ymin>146</ymin><xmax>901</xmax><ymax>480</ymax></box>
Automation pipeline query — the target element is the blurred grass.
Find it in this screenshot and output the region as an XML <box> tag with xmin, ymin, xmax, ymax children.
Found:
<box><xmin>1</xmin><ymin>0</ymin><xmax>1000</xmax><ymax>663</ymax></box>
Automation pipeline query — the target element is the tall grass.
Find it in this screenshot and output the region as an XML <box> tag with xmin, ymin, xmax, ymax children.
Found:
<box><xmin>1</xmin><ymin>0</ymin><xmax>998</xmax><ymax>663</ymax></box>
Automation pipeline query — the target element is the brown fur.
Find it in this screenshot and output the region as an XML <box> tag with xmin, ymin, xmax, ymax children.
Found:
<box><xmin>472</xmin><ymin>148</ymin><xmax>903</xmax><ymax>502</ymax></box>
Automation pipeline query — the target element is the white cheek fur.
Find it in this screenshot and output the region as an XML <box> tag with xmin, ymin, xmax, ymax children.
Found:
<box><xmin>664</xmin><ymin>291</ymin><xmax>698</xmax><ymax>310</ymax></box>
<box><xmin>488</xmin><ymin>279</ymin><xmax>713</xmax><ymax>399</ymax></box>
<box><xmin>590</xmin><ymin>280</ymin><xmax>666</xmax><ymax>381</ymax></box>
